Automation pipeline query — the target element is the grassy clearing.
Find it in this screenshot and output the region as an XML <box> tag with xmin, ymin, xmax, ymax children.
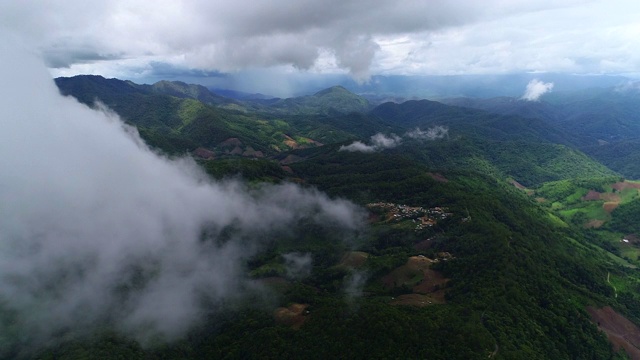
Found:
<box><xmin>620</xmin><ymin>187</ymin><xmax>640</xmax><ymax>203</ymax></box>
<box><xmin>558</xmin><ymin>202</ymin><xmax>608</xmax><ymax>222</ymax></box>
<box><xmin>548</xmin><ymin>213</ymin><xmax>569</xmax><ymax>227</ymax></box>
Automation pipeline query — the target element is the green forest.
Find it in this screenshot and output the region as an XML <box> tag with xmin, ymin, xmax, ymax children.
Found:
<box><xmin>7</xmin><ymin>75</ymin><xmax>640</xmax><ymax>359</ymax></box>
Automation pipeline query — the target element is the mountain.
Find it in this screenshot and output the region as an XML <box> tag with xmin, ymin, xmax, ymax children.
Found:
<box><xmin>55</xmin><ymin>76</ymin><xmax>387</xmax><ymax>158</ymax></box>
<box><xmin>209</xmin><ymin>88</ymin><xmax>276</xmax><ymax>100</ymax></box>
<box><xmin>359</xmin><ymin>73</ymin><xmax>627</xmax><ymax>98</ymax></box>
<box><xmin>440</xmin><ymin>85</ymin><xmax>640</xmax><ymax>178</ymax></box>
<box><xmin>371</xmin><ymin>99</ymin><xmax>616</xmax><ymax>186</ymax></box>
<box><xmin>204</xmin><ymin>73</ymin><xmax>629</xmax><ymax>100</ymax></box>
<box><xmin>247</xmin><ymin>85</ymin><xmax>372</xmax><ymax>115</ymax></box>
<box><xmin>28</xmin><ymin>145</ymin><xmax>630</xmax><ymax>359</ymax></box>
<box><xmin>141</xmin><ymin>80</ymin><xmax>235</xmax><ymax>105</ymax></box>
<box><xmin>32</xmin><ymin>75</ymin><xmax>640</xmax><ymax>359</ymax></box>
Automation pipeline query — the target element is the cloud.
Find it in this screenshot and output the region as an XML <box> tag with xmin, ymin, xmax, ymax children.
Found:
<box><xmin>615</xmin><ymin>80</ymin><xmax>640</xmax><ymax>93</ymax></box>
<box><xmin>344</xmin><ymin>271</ymin><xmax>368</xmax><ymax>301</ymax></box>
<box><xmin>1</xmin><ymin>0</ymin><xmax>483</xmax><ymax>81</ymax></box>
<box><xmin>521</xmin><ymin>79</ymin><xmax>554</xmax><ymax>101</ymax></box>
<box><xmin>406</xmin><ymin>126</ymin><xmax>449</xmax><ymax>140</ymax></box>
<box><xmin>7</xmin><ymin>1</ymin><xmax>634</xmax><ymax>83</ymax></box>
<box><xmin>339</xmin><ymin>133</ymin><xmax>401</xmax><ymax>153</ymax></box>
<box><xmin>0</xmin><ymin>37</ymin><xmax>366</xmax><ymax>356</ymax></box>
<box><xmin>339</xmin><ymin>141</ymin><xmax>376</xmax><ymax>153</ymax></box>
<box><xmin>340</xmin><ymin>128</ymin><xmax>450</xmax><ymax>153</ymax></box>
<box><xmin>282</xmin><ymin>252</ymin><xmax>313</xmax><ymax>279</ymax></box>
<box><xmin>371</xmin><ymin>133</ymin><xmax>402</xmax><ymax>148</ymax></box>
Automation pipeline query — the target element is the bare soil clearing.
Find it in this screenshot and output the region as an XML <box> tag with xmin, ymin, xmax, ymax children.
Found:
<box><xmin>612</xmin><ymin>181</ymin><xmax>640</xmax><ymax>191</ymax></box>
<box><xmin>428</xmin><ymin>172</ymin><xmax>449</xmax><ymax>183</ymax></box>
<box><xmin>274</xmin><ymin>303</ymin><xmax>309</xmax><ymax>330</ymax></box>
<box><xmin>587</xmin><ymin>306</ymin><xmax>640</xmax><ymax>360</ymax></box>
<box><xmin>603</xmin><ymin>202</ymin><xmax>619</xmax><ymax>213</ymax></box>
<box><xmin>338</xmin><ymin>251</ymin><xmax>369</xmax><ymax>268</ymax></box>
<box><xmin>390</xmin><ymin>292</ymin><xmax>446</xmax><ymax>307</ymax></box>
<box><xmin>509</xmin><ymin>179</ymin><xmax>526</xmax><ymax>190</ymax></box>
<box><xmin>382</xmin><ymin>256</ymin><xmax>449</xmax><ymax>305</ymax></box>
<box><xmin>585</xmin><ymin>220</ymin><xmax>605</xmax><ymax>229</ymax></box>
<box><xmin>583</xmin><ymin>190</ymin><xmax>601</xmax><ymax>201</ymax></box>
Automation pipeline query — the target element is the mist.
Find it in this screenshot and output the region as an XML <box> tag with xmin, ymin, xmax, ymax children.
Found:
<box><xmin>283</xmin><ymin>252</ymin><xmax>313</xmax><ymax>279</ymax></box>
<box><xmin>340</xmin><ymin>128</ymin><xmax>449</xmax><ymax>153</ymax></box>
<box><xmin>0</xmin><ymin>39</ymin><xmax>365</xmax><ymax>355</ymax></box>
<box><xmin>339</xmin><ymin>133</ymin><xmax>401</xmax><ymax>153</ymax></box>
<box><xmin>406</xmin><ymin>126</ymin><xmax>449</xmax><ymax>140</ymax></box>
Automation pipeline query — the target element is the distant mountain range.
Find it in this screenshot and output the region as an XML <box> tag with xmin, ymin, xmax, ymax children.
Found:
<box><xmin>56</xmin><ymin>75</ymin><xmax>622</xmax><ymax>186</ymax></box>
<box><xmin>440</xmin><ymin>84</ymin><xmax>640</xmax><ymax>177</ymax></box>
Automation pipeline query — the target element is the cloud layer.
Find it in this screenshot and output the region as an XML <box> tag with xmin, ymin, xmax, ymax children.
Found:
<box><xmin>0</xmin><ymin>38</ymin><xmax>365</xmax><ymax>356</ymax></box>
<box><xmin>3</xmin><ymin>1</ymin><xmax>640</xmax><ymax>83</ymax></box>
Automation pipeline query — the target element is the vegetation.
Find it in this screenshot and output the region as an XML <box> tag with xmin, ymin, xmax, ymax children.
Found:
<box><xmin>21</xmin><ymin>75</ymin><xmax>640</xmax><ymax>359</ymax></box>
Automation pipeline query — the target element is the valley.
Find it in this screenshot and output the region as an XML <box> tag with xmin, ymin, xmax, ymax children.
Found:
<box><xmin>4</xmin><ymin>75</ymin><xmax>640</xmax><ymax>359</ymax></box>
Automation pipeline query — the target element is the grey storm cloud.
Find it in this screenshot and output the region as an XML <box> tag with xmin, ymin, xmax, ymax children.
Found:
<box><xmin>1</xmin><ymin>0</ymin><xmax>584</xmax><ymax>82</ymax></box>
<box><xmin>0</xmin><ymin>37</ymin><xmax>365</xmax><ymax>356</ymax></box>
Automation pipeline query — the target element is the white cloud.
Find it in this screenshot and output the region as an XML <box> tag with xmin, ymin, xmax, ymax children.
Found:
<box><xmin>521</xmin><ymin>79</ymin><xmax>554</xmax><ymax>101</ymax></box>
<box><xmin>339</xmin><ymin>140</ymin><xmax>377</xmax><ymax>153</ymax></box>
<box><xmin>406</xmin><ymin>126</ymin><xmax>449</xmax><ymax>140</ymax></box>
<box><xmin>371</xmin><ymin>133</ymin><xmax>402</xmax><ymax>148</ymax></box>
<box><xmin>340</xmin><ymin>133</ymin><xmax>401</xmax><ymax>153</ymax></box>
<box><xmin>0</xmin><ymin>37</ymin><xmax>365</xmax><ymax>355</ymax></box>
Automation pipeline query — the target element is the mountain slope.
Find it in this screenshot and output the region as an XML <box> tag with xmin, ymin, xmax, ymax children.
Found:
<box><xmin>439</xmin><ymin>86</ymin><xmax>640</xmax><ymax>178</ymax></box>
<box><xmin>246</xmin><ymin>85</ymin><xmax>371</xmax><ymax>115</ymax></box>
<box><xmin>371</xmin><ymin>100</ymin><xmax>617</xmax><ymax>186</ymax></box>
<box><xmin>28</xmin><ymin>149</ymin><xmax>627</xmax><ymax>359</ymax></box>
<box><xmin>139</xmin><ymin>80</ymin><xmax>235</xmax><ymax>105</ymax></box>
<box><xmin>55</xmin><ymin>76</ymin><xmax>388</xmax><ymax>158</ymax></box>
<box><xmin>14</xmin><ymin>76</ymin><xmax>640</xmax><ymax>359</ymax></box>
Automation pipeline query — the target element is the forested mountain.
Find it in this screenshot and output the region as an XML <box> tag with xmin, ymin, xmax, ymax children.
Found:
<box><xmin>441</xmin><ymin>85</ymin><xmax>640</xmax><ymax>178</ymax></box>
<box><xmin>371</xmin><ymin>100</ymin><xmax>616</xmax><ymax>186</ymax></box>
<box><xmin>24</xmin><ymin>75</ymin><xmax>640</xmax><ymax>359</ymax></box>
<box><xmin>55</xmin><ymin>76</ymin><xmax>389</xmax><ymax>157</ymax></box>
<box><xmin>248</xmin><ymin>85</ymin><xmax>372</xmax><ymax>115</ymax></box>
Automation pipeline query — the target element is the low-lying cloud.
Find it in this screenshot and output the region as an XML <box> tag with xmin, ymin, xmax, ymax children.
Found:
<box><xmin>521</xmin><ymin>79</ymin><xmax>554</xmax><ymax>101</ymax></box>
<box><xmin>283</xmin><ymin>252</ymin><xmax>313</xmax><ymax>279</ymax></box>
<box><xmin>340</xmin><ymin>127</ymin><xmax>448</xmax><ymax>153</ymax></box>
<box><xmin>344</xmin><ymin>271</ymin><xmax>368</xmax><ymax>301</ymax></box>
<box><xmin>339</xmin><ymin>133</ymin><xmax>401</xmax><ymax>153</ymax></box>
<box><xmin>406</xmin><ymin>126</ymin><xmax>449</xmax><ymax>140</ymax></box>
<box><xmin>0</xmin><ymin>38</ymin><xmax>365</xmax><ymax>356</ymax></box>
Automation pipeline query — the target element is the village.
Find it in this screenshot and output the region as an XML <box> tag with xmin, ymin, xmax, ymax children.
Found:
<box><xmin>366</xmin><ymin>202</ymin><xmax>453</xmax><ymax>230</ymax></box>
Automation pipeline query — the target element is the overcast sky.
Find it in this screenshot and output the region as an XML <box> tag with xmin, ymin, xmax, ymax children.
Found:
<box><xmin>3</xmin><ymin>0</ymin><xmax>640</xmax><ymax>84</ymax></box>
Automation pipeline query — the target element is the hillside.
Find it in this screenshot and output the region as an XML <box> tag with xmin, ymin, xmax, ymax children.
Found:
<box><xmin>29</xmin><ymin>75</ymin><xmax>640</xmax><ymax>359</ymax></box>
<box><xmin>55</xmin><ymin>76</ymin><xmax>388</xmax><ymax>158</ymax></box>
<box><xmin>371</xmin><ymin>100</ymin><xmax>616</xmax><ymax>186</ymax></box>
<box><xmin>138</xmin><ymin>80</ymin><xmax>235</xmax><ymax>106</ymax></box>
<box><xmin>244</xmin><ymin>85</ymin><xmax>372</xmax><ymax>115</ymax></box>
<box><xmin>440</xmin><ymin>86</ymin><xmax>640</xmax><ymax>178</ymax></box>
<box><xmin>25</xmin><ymin>150</ymin><xmax>629</xmax><ymax>360</ymax></box>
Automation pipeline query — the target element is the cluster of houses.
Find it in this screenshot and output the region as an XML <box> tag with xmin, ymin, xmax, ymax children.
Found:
<box><xmin>366</xmin><ymin>202</ymin><xmax>453</xmax><ymax>230</ymax></box>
